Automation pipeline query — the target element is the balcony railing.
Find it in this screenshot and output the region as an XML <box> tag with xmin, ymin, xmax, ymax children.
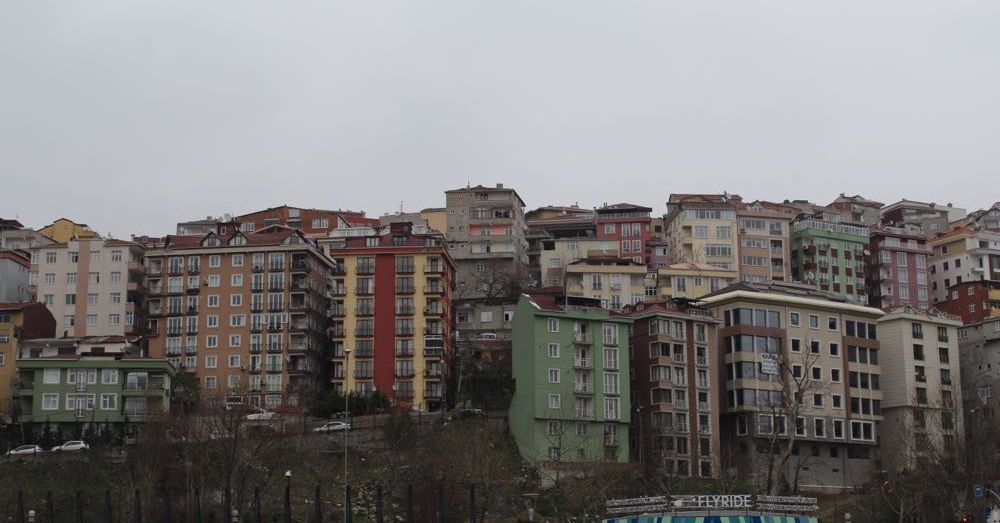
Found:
<box><xmin>355</xmin><ymin>265</ymin><xmax>375</xmax><ymax>275</ymax></box>
<box><xmin>574</xmin><ymin>382</ymin><xmax>593</xmax><ymax>394</ymax></box>
<box><xmin>423</xmin><ymin>265</ymin><xmax>444</xmax><ymax>274</ymax></box>
<box><xmin>575</xmin><ymin>408</ymin><xmax>594</xmax><ymax>419</ymax></box>
<box><xmin>573</xmin><ymin>358</ymin><xmax>593</xmax><ymax>369</ymax></box>
<box><xmin>424</xmin><ymin>285</ymin><xmax>444</xmax><ymax>294</ymax></box>
<box><xmin>573</xmin><ymin>332</ymin><xmax>593</xmax><ymax>344</ymax></box>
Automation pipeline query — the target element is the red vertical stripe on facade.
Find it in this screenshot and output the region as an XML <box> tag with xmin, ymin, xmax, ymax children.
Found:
<box><xmin>374</xmin><ymin>254</ymin><xmax>396</xmax><ymax>399</ymax></box>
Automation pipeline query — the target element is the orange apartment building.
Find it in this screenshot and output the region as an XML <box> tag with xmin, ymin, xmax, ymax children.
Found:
<box><xmin>144</xmin><ymin>227</ymin><xmax>334</xmax><ymax>410</ymax></box>
<box><xmin>318</xmin><ymin>222</ymin><xmax>455</xmax><ymax>411</ymax></box>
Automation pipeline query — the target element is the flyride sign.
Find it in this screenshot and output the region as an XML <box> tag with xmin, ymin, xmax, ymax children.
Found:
<box><xmin>605</xmin><ymin>493</ymin><xmax>818</xmax><ymax>516</ymax></box>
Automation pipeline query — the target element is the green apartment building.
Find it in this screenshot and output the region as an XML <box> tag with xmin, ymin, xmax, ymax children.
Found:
<box><xmin>791</xmin><ymin>218</ymin><xmax>870</xmax><ymax>305</ymax></box>
<box><xmin>15</xmin><ymin>356</ymin><xmax>175</xmax><ymax>432</ymax></box>
<box><xmin>509</xmin><ymin>293</ymin><xmax>631</xmax><ymax>463</ymax></box>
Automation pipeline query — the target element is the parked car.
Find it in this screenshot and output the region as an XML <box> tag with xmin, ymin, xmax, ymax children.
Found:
<box><xmin>313</xmin><ymin>421</ymin><xmax>351</xmax><ymax>433</ymax></box>
<box><xmin>244</xmin><ymin>410</ymin><xmax>279</xmax><ymax>421</ymax></box>
<box><xmin>51</xmin><ymin>440</ymin><xmax>90</xmax><ymax>452</ymax></box>
<box><xmin>446</xmin><ymin>409</ymin><xmax>486</xmax><ymax>421</ymax></box>
<box><xmin>7</xmin><ymin>445</ymin><xmax>43</xmax><ymax>456</ymax></box>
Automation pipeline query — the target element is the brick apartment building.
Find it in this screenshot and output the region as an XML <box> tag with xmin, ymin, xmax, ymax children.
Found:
<box><xmin>144</xmin><ymin>227</ymin><xmax>334</xmax><ymax>410</ymax></box>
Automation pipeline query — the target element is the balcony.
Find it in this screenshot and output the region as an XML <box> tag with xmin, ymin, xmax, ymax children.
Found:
<box><xmin>166</xmin><ymin>286</ymin><xmax>184</xmax><ymax>296</ymax></box>
<box><xmin>574</xmin><ymin>382</ymin><xmax>594</xmax><ymax>394</ymax></box>
<box><xmin>395</xmin><ymin>369</ymin><xmax>416</xmax><ymax>378</ymax></box>
<box><xmin>268</xmin><ymin>263</ymin><xmax>285</xmax><ymax>272</ymax></box>
<box><xmin>185</xmin><ymin>286</ymin><xmax>200</xmax><ymax>295</ymax></box>
<box><xmin>355</xmin><ymin>265</ymin><xmax>375</xmax><ymax>275</ymax></box>
<box><xmin>355</xmin><ymin>287</ymin><xmax>374</xmax><ymax>296</ymax></box>
<box><xmin>268</xmin><ymin>282</ymin><xmax>285</xmax><ymax>292</ymax></box>
<box><xmin>187</xmin><ymin>265</ymin><xmax>200</xmax><ymax>275</ymax></box>
<box><xmin>396</xmin><ymin>328</ymin><xmax>415</xmax><ymax>337</ymax></box>
<box><xmin>252</xmin><ymin>265</ymin><xmax>264</xmax><ymax>273</ymax></box>
<box><xmin>603</xmin><ymin>434</ymin><xmax>619</xmax><ymax>447</ymax></box>
<box><xmin>250</xmin><ymin>324</ymin><xmax>264</xmax><ymax>333</ymax></box>
<box><xmin>915</xmin><ymin>374</ymin><xmax>927</xmax><ymax>382</ymax></box>
<box><xmin>575</xmin><ymin>408</ymin><xmax>595</xmax><ymax>419</ymax></box>
<box><xmin>396</xmin><ymin>264</ymin><xmax>415</xmax><ymax>274</ymax></box>
<box><xmin>289</xmin><ymin>321</ymin><xmax>309</xmax><ymax>332</ymax></box>
<box><xmin>249</xmin><ymin>345</ymin><xmax>262</xmax><ymax>354</ymax></box>
<box><xmin>572</xmin><ymin>332</ymin><xmax>593</xmax><ymax>345</ymax></box>
<box><xmin>331</xmin><ymin>305</ymin><xmax>346</xmax><ymax>317</ymax></box>
<box><xmin>251</xmin><ymin>284</ymin><xmax>264</xmax><ymax>293</ymax></box>
<box><xmin>423</xmin><ymin>265</ymin><xmax>444</xmax><ymax>274</ymax></box>
<box><xmin>331</xmin><ymin>286</ymin><xmax>347</xmax><ymax>296</ymax></box>
<box><xmin>573</xmin><ymin>357</ymin><xmax>593</xmax><ymax>369</ymax></box>
<box><xmin>168</xmin><ymin>267</ymin><xmax>184</xmax><ymax>276</ymax></box>
<box><xmin>425</xmin><ymin>368</ymin><xmax>443</xmax><ymax>378</ymax></box>
<box><xmin>265</xmin><ymin>364</ymin><xmax>283</xmax><ymax>373</ymax></box>
<box><xmin>424</xmin><ymin>327</ymin><xmax>443</xmax><ymax>336</ymax></box>
<box><xmin>699</xmin><ymin>425</ymin><xmax>712</xmax><ymax>435</ymax></box>
<box><xmin>355</xmin><ymin>328</ymin><xmax>375</xmax><ymax>337</ymax></box>
<box><xmin>425</xmin><ymin>389</ymin><xmax>443</xmax><ymax>399</ymax></box>
<box><xmin>424</xmin><ymin>348</ymin><xmax>444</xmax><ymax>358</ymax></box>
<box><xmin>424</xmin><ymin>284</ymin><xmax>444</xmax><ymax>295</ymax></box>
<box><xmin>674</xmin><ymin>400</ymin><xmax>688</xmax><ymax>410</ymax></box>
<box><xmin>424</xmin><ymin>306</ymin><xmax>443</xmax><ymax>316</ymax></box>
<box><xmin>266</xmin><ymin>344</ymin><xmax>283</xmax><ymax>353</ymax></box>
<box><xmin>355</xmin><ymin>306</ymin><xmax>374</xmax><ymax>317</ymax></box>
<box><xmin>291</xmin><ymin>261</ymin><xmax>312</xmax><ymax>274</ymax></box>
<box><xmin>330</xmin><ymin>326</ymin><xmax>345</xmax><ymax>338</ymax></box>
<box><xmin>698</xmin><ymin>401</ymin><xmax>710</xmax><ymax>411</ymax></box>
<box><xmin>396</xmin><ymin>306</ymin><xmax>415</xmax><ymax>316</ymax></box>
<box><xmin>396</xmin><ymin>286</ymin><xmax>416</xmax><ymax>295</ymax></box>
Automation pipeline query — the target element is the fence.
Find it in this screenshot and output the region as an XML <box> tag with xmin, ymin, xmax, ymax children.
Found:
<box><xmin>9</xmin><ymin>483</ymin><xmax>483</xmax><ymax>523</ymax></box>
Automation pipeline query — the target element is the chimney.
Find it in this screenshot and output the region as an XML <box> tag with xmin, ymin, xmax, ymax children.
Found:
<box><xmin>496</xmin><ymin>183</ymin><xmax>504</xmax><ymax>189</ymax></box>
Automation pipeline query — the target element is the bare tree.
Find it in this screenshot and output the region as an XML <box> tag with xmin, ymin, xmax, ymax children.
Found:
<box><xmin>459</xmin><ymin>260</ymin><xmax>531</xmax><ymax>303</ymax></box>
<box><xmin>758</xmin><ymin>348</ymin><xmax>825</xmax><ymax>495</ymax></box>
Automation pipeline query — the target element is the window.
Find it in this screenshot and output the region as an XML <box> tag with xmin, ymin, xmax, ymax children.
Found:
<box><xmin>604</xmin><ymin>373</ymin><xmax>620</xmax><ymax>395</ymax></box>
<box><xmin>833</xmin><ymin>419</ymin><xmax>845</xmax><ymax>439</ymax></box>
<box><xmin>831</xmin><ymin>369</ymin><xmax>841</xmax><ymax>383</ymax></box>
<box><xmin>229</xmin><ymin>335</ymin><xmax>241</xmax><ymax>348</ymax></box>
<box><xmin>548</xmin><ymin>369</ymin><xmax>560</xmax><ymax>383</ymax></box>
<box><xmin>813</xmin><ymin>394</ymin><xmax>824</xmax><ymax>407</ymax></box>
<box><xmin>231</xmin><ymin>254</ymin><xmax>244</xmax><ymax>267</ymax></box>
<box><xmin>101</xmin><ymin>393</ymin><xmax>118</xmax><ymax>410</ymax></box>
<box><xmin>814</xmin><ymin>418</ymin><xmax>826</xmax><ymax>438</ymax></box>
<box><xmin>604</xmin><ymin>397</ymin><xmax>620</xmax><ymax>420</ymax></box>
<box><xmin>547</xmin><ymin>318</ymin><xmax>559</xmax><ymax>332</ymax></box>
<box><xmin>87</xmin><ymin>315</ymin><xmax>97</xmax><ymax>327</ymax></box>
<box><xmin>231</xmin><ymin>274</ymin><xmax>244</xmax><ymax>287</ymax></box>
<box><xmin>42</xmin><ymin>393</ymin><xmax>59</xmax><ymax>410</ymax></box>
<box><xmin>205</xmin><ymin>376</ymin><xmax>217</xmax><ymax>389</ymax></box>
<box><xmin>913</xmin><ymin>344</ymin><xmax>924</xmax><ymax>361</ymax></box>
<box><xmin>548</xmin><ymin>394</ymin><xmax>561</xmax><ymax>409</ymax></box>
<box><xmin>812</xmin><ymin>367</ymin><xmax>822</xmax><ymax>381</ymax></box>
<box><xmin>603</xmin><ymin>323</ymin><xmax>619</xmax><ymax>346</ymax></box>
<box><xmin>789</xmin><ymin>312</ymin><xmax>800</xmax><ymax>327</ymax></box>
<box><xmin>809</xmin><ymin>315</ymin><xmax>819</xmax><ymax>329</ymax></box>
<box><xmin>209</xmin><ymin>255</ymin><xmax>221</xmax><ymax>268</ymax></box>
<box><xmin>828</xmin><ymin>317</ymin><xmax>838</xmax><ymax>331</ymax></box>
<box><xmin>547</xmin><ymin>343</ymin><xmax>559</xmax><ymax>358</ymax></box>
<box><xmin>206</xmin><ymin>335</ymin><xmax>218</xmax><ymax>348</ymax></box>
<box><xmin>230</xmin><ymin>294</ymin><xmax>243</xmax><ymax>307</ymax></box>
<box><xmin>790</xmin><ymin>339</ymin><xmax>801</xmax><ymax>352</ymax></box>
<box><xmin>205</xmin><ymin>356</ymin><xmax>218</xmax><ymax>368</ymax></box>
<box><xmin>694</xmin><ymin>225</ymin><xmax>708</xmax><ymax>239</ymax></box>
<box><xmin>207</xmin><ymin>315</ymin><xmax>219</xmax><ymax>328</ymax></box>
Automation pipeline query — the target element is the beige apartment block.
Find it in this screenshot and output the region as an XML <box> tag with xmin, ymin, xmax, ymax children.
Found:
<box><xmin>736</xmin><ymin>201</ymin><xmax>796</xmax><ymax>284</ymax></box>
<box><xmin>32</xmin><ymin>238</ymin><xmax>146</xmax><ymax>338</ymax></box>
<box><xmin>664</xmin><ymin>194</ymin><xmax>742</xmax><ymax>272</ymax></box>
<box><xmin>538</xmin><ymin>238</ymin><xmax>617</xmax><ymax>288</ymax></box>
<box><xmin>145</xmin><ymin>227</ymin><xmax>333</xmax><ymax>411</ymax></box>
<box><xmin>700</xmin><ymin>282</ymin><xmax>885</xmax><ymax>492</ymax></box>
<box><xmin>876</xmin><ymin>306</ymin><xmax>963</xmax><ymax>473</ymax></box>
<box><xmin>657</xmin><ymin>263</ymin><xmax>738</xmax><ymax>300</ymax></box>
<box><xmin>564</xmin><ymin>257</ymin><xmax>650</xmax><ymax>311</ymax></box>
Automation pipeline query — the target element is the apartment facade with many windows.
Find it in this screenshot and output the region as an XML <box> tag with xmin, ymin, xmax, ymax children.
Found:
<box><xmin>563</xmin><ymin>257</ymin><xmax>649</xmax><ymax>311</ymax></box>
<box><xmin>32</xmin><ymin>238</ymin><xmax>146</xmax><ymax>338</ymax></box>
<box><xmin>736</xmin><ymin>201</ymin><xmax>795</xmax><ymax>284</ymax></box>
<box><xmin>867</xmin><ymin>226</ymin><xmax>932</xmax><ymax>311</ymax></box>
<box><xmin>622</xmin><ymin>300</ymin><xmax>721</xmax><ymax>478</ymax></box>
<box><xmin>928</xmin><ymin>226</ymin><xmax>1000</xmax><ymax>307</ymax></box>
<box><xmin>791</xmin><ymin>218</ymin><xmax>870</xmax><ymax>304</ymax></box>
<box><xmin>509</xmin><ymin>293</ymin><xmax>631</xmax><ymax>463</ymax></box>
<box><xmin>664</xmin><ymin>193</ymin><xmax>742</xmax><ymax>272</ymax></box>
<box><xmin>595</xmin><ymin>203</ymin><xmax>652</xmax><ymax>265</ymax></box>
<box><xmin>0</xmin><ymin>302</ymin><xmax>55</xmax><ymax>418</ymax></box>
<box><xmin>15</xmin><ymin>355</ymin><xmax>175</xmax><ymax>434</ymax></box>
<box><xmin>319</xmin><ymin>221</ymin><xmax>455</xmax><ymax>410</ymax></box>
<box><xmin>144</xmin><ymin>228</ymin><xmax>333</xmax><ymax>410</ymax></box>
<box><xmin>700</xmin><ymin>283</ymin><xmax>884</xmax><ymax>492</ymax></box>
<box><xmin>876</xmin><ymin>307</ymin><xmax>962</xmax><ymax>473</ymax></box>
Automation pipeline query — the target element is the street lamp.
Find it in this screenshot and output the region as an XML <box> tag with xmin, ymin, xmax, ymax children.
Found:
<box><xmin>343</xmin><ymin>346</ymin><xmax>352</xmax><ymax>523</ymax></box>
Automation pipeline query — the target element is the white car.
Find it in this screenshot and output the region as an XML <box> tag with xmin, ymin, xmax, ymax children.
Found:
<box><xmin>7</xmin><ymin>444</ymin><xmax>43</xmax><ymax>456</ymax></box>
<box><xmin>313</xmin><ymin>421</ymin><xmax>351</xmax><ymax>433</ymax></box>
<box><xmin>244</xmin><ymin>411</ymin><xmax>279</xmax><ymax>421</ymax></box>
<box><xmin>52</xmin><ymin>441</ymin><xmax>90</xmax><ymax>452</ymax></box>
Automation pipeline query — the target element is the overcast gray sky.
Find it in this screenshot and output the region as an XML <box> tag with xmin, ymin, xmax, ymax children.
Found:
<box><xmin>3</xmin><ymin>1</ymin><xmax>999</xmax><ymax>238</ymax></box>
